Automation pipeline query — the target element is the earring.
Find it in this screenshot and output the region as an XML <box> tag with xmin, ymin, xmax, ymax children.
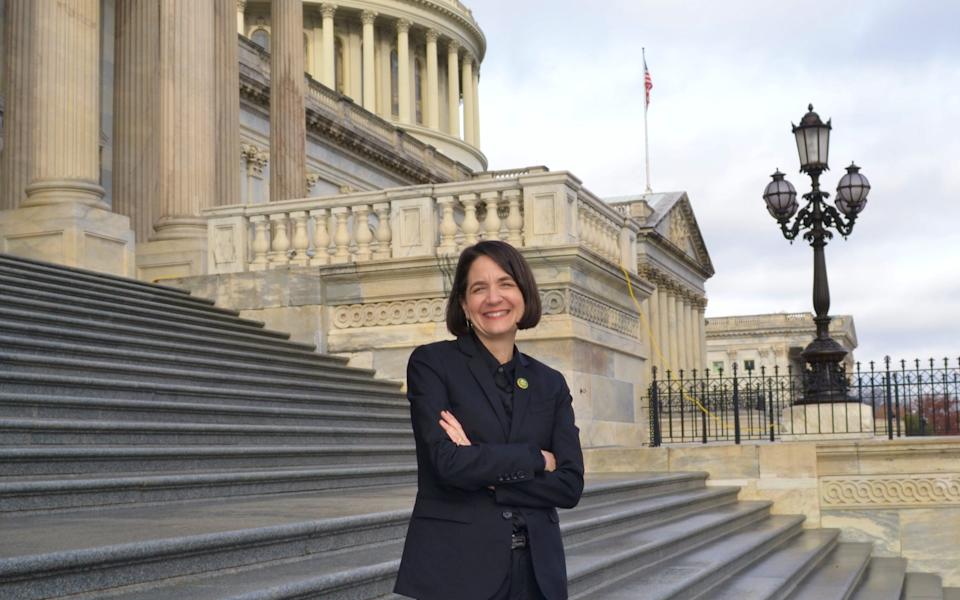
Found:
<box><xmin>466</xmin><ymin>318</ymin><xmax>473</xmax><ymax>330</ymax></box>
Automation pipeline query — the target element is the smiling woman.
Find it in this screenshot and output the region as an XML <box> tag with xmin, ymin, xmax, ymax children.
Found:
<box><xmin>394</xmin><ymin>240</ymin><xmax>584</xmax><ymax>600</ymax></box>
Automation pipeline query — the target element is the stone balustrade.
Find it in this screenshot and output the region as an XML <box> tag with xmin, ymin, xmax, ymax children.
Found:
<box><xmin>204</xmin><ymin>171</ymin><xmax>639</xmax><ymax>275</ymax></box>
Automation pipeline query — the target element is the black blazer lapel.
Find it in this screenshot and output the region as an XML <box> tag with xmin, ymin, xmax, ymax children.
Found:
<box><xmin>508</xmin><ymin>357</ymin><xmax>532</xmax><ymax>442</ymax></box>
<box><xmin>458</xmin><ymin>336</ymin><xmax>510</xmax><ymax>439</ymax></box>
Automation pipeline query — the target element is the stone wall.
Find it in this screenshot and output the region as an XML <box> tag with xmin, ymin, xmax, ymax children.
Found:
<box><xmin>585</xmin><ymin>438</ymin><xmax>960</xmax><ymax>586</ymax></box>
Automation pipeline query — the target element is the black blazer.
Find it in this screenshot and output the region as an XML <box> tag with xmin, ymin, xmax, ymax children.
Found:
<box><xmin>394</xmin><ymin>335</ymin><xmax>584</xmax><ymax>600</ymax></box>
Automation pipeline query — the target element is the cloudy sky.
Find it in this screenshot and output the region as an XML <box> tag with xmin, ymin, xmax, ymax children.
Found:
<box><xmin>468</xmin><ymin>0</ymin><xmax>960</xmax><ymax>365</ymax></box>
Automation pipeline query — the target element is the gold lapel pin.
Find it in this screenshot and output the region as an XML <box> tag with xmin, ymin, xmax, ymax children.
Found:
<box><xmin>516</xmin><ymin>377</ymin><xmax>529</xmax><ymax>390</ymax></box>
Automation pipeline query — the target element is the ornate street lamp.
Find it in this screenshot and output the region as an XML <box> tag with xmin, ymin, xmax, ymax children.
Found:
<box><xmin>763</xmin><ymin>105</ymin><xmax>871</xmax><ymax>404</ymax></box>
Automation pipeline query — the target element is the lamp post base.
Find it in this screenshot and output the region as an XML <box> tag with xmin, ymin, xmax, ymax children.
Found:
<box><xmin>797</xmin><ymin>336</ymin><xmax>850</xmax><ymax>405</ymax></box>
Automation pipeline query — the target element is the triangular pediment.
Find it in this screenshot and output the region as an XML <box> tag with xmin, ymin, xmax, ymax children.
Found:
<box><xmin>648</xmin><ymin>193</ymin><xmax>714</xmax><ymax>276</ymax></box>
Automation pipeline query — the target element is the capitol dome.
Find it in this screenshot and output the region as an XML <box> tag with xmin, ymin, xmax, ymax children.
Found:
<box><xmin>241</xmin><ymin>0</ymin><xmax>487</xmax><ymax>170</ymax></box>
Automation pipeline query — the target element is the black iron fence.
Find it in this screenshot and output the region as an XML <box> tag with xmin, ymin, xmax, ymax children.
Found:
<box><xmin>647</xmin><ymin>357</ymin><xmax>960</xmax><ymax>446</ymax></box>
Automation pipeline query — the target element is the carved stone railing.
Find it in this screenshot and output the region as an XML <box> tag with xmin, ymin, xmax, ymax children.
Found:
<box><xmin>204</xmin><ymin>171</ymin><xmax>639</xmax><ymax>274</ymax></box>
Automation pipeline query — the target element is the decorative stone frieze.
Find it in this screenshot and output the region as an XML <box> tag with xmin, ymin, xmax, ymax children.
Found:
<box><xmin>568</xmin><ymin>291</ymin><xmax>640</xmax><ymax>338</ymax></box>
<box><xmin>333</xmin><ymin>298</ymin><xmax>447</xmax><ymax>329</ymax></box>
<box><xmin>821</xmin><ymin>474</ymin><xmax>960</xmax><ymax>508</ymax></box>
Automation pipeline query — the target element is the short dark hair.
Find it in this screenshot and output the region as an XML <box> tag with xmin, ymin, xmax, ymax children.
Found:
<box><xmin>446</xmin><ymin>241</ymin><xmax>542</xmax><ymax>337</ymax></box>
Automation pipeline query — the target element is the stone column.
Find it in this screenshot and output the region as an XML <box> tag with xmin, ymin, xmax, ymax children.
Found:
<box><xmin>657</xmin><ymin>287</ymin><xmax>670</xmax><ymax>376</ymax></box>
<box><xmin>697</xmin><ymin>304</ymin><xmax>708</xmax><ymax>372</ymax></box>
<box><xmin>396</xmin><ymin>19</ymin><xmax>411</xmax><ymax>124</ymax></box>
<box><xmin>666</xmin><ymin>290</ymin><xmax>678</xmax><ymax>375</ymax></box>
<box><xmin>24</xmin><ymin>0</ymin><xmax>105</xmax><ymax>208</ymax></box>
<box><xmin>153</xmin><ymin>0</ymin><xmax>215</xmax><ymax>237</ymax></box>
<box><xmin>215</xmin><ymin>0</ymin><xmax>240</xmax><ymax>206</ymax></box>
<box><xmin>471</xmin><ymin>61</ymin><xmax>480</xmax><ymax>147</ymax></box>
<box><xmin>648</xmin><ymin>285</ymin><xmax>661</xmax><ymax>373</ymax></box>
<box><xmin>446</xmin><ymin>40</ymin><xmax>460</xmax><ymax>137</ymax></box>
<box><xmin>461</xmin><ymin>53</ymin><xmax>475</xmax><ymax>145</ymax></box>
<box><xmin>0</xmin><ymin>0</ymin><xmax>134</xmax><ymax>276</ymax></box>
<box><xmin>0</xmin><ymin>0</ymin><xmax>33</xmax><ymax>210</ymax></box>
<box><xmin>361</xmin><ymin>10</ymin><xmax>377</xmax><ymax>111</ymax></box>
<box><xmin>236</xmin><ymin>0</ymin><xmax>245</xmax><ymax>34</ymax></box>
<box><xmin>113</xmin><ymin>0</ymin><xmax>159</xmax><ymax>241</ymax></box>
<box><xmin>677</xmin><ymin>297</ymin><xmax>689</xmax><ymax>375</ymax></box>
<box><xmin>270</xmin><ymin>0</ymin><xmax>306</xmax><ymax>202</ymax></box>
<box><xmin>425</xmin><ymin>29</ymin><xmax>440</xmax><ymax>129</ymax></box>
<box><xmin>320</xmin><ymin>3</ymin><xmax>336</xmax><ymax>88</ymax></box>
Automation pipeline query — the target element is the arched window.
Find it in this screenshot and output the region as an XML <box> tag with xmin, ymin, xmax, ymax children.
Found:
<box><xmin>414</xmin><ymin>57</ymin><xmax>424</xmax><ymax>124</ymax></box>
<box><xmin>335</xmin><ymin>38</ymin><xmax>345</xmax><ymax>93</ymax></box>
<box><xmin>390</xmin><ymin>48</ymin><xmax>399</xmax><ymax>118</ymax></box>
<box><xmin>251</xmin><ymin>28</ymin><xmax>269</xmax><ymax>50</ymax></box>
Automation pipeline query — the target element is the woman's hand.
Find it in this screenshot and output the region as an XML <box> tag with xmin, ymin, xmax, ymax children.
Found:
<box><xmin>541</xmin><ymin>450</ymin><xmax>557</xmax><ymax>472</ymax></box>
<box><xmin>439</xmin><ymin>410</ymin><xmax>471</xmax><ymax>446</ymax></box>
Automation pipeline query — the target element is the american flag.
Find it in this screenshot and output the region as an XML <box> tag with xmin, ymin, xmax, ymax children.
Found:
<box><xmin>643</xmin><ymin>54</ymin><xmax>653</xmax><ymax>107</ymax></box>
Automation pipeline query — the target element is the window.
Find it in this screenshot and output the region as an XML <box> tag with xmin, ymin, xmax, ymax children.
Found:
<box><xmin>744</xmin><ymin>360</ymin><xmax>755</xmax><ymax>372</ymax></box>
<box><xmin>251</xmin><ymin>28</ymin><xmax>269</xmax><ymax>50</ymax></box>
<box><xmin>712</xmin><ymin>361</ymin><xmax>724</xmax><ymax>373</ymax></box>
<box><xmin>334</xmin><ymin>38</ymin><xmax>344</xmax><ymax>93</ymax></box>
<box><xmin>390</xmin><ymin>48</ymin><xmax>399</xmax><ymax>117</ymax></box>
<box><xmin>414</xmin><ymin>57</ymin><xmax>424</xmax><ymax>124</ymax></box>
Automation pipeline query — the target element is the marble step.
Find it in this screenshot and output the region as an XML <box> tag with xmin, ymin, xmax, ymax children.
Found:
<box><xmin>567</xmin><ymin>500</ymin><xmax>775</xmax><ymax>598</ymax></box>
<box><xmin>785</xmin><ymin>542</ymin><xmax>873</xmax><ymax>600</ymax></box>
<box><xmin>0</xmin><ymin>487</ymin><xmax>416</xmax><ymax>600</ymax></box>
<box><xmin>575</xmin><ymin>471</ymin><xmax>709</xmax><ymax>509</ymax></box>
<box><xmin>576</xmin><ymin>514</ymin><xmax>807</xmax><ymax>600</ymax></box>
<box><xmin>0</xmin><ymin>418</ymin><xmax>412</xmax><ymax>446</ymax></box>
<box><xmin>0</xmin><ymin>444</ymin><xmax>417</xmax><ymax>476</ymax></box>
<box><xmin>1</xmin><ymin>475</ymin><xmax>700</xmax><ymax>599</ymax></box>
<box><xmin>902</xmin><ymin>573</ymin><xmax>945</xmax><ymax>600</ymax></box>
<box><xmin>0</xmin><ymin>465</ymin><xmax>419</xmax><ymax>513</ymax></box>
<box><xmin>0</xmin><ymin>275</ymin><xmax>248</xmax><ymax>328</ymax></box>
<box><xmin>687</xmin><ymin>528</ymin><xmax>841</xmax><ymax>600</ymax></box>
<box><xmin>849</xmin><ymin>557</ymin><xmax>907</xmax><ymax>600</ymax></box>
<box><xmin>0</xmin><ymin>318</ymin><xmax>355</xmax><ymax>374</ymax></box>
<box><xmin>0</xmin><ymin>370</ymin><xmax>409</xmax><ymax>413</ymax></box>
<box><xmin>0</xmin><ymin>291</ymin><xmax>287</xmax><ymax>343</ymax></box>
<box><xmin>0</xmin><ymin>254</ymin><xmax>208</xmax><ymax>306</ymax></box>
<box><xmin>0</xmin><ymin>393</ymin><xmax>412</xmax><ymax>429</ymax></box>
<box><xmin>0</xmin><ymin>336</ymin><xmax>402</xmax><ymax>391</ymax></box>
<box><xmin>0</xmin><ymin>307</ymin><xmax>337</xmax><ymax>367</ymax></box>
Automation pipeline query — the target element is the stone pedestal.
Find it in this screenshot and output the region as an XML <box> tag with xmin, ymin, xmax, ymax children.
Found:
<box><xmin>135</xmin><ymin>238</ymin><xmax>208</xmax><ymax>282</ymax></box>
<box><xmin>0</xmin><ymin>203</ymin><xmax>135</xmax><ymax>277</ymax></box>
<box><xmin>780</xmin><ymin>402</ymin><xmax>874</xmax><ymax>441</ymax></box>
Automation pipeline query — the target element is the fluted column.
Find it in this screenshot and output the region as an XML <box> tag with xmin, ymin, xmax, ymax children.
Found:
<box><xmin>270</xmin><ymin>0</ymin><xmax>306</xmax><ymax>202</ymax></box>
<box><xmin>471</xmin><ymin>62</ymin><xmax>480</xmax><ymax>147</ymax></box>
<box><xmin>425</xmin><ymin>29</ymin><xmax>440</xmax><ymax>129</ymax></box>
<box><xmin>446</xmin><ymin>40</ymin><xmax>460</xmax><ymax>137</ymax></box>
<box><xmin>677</xmin><ymin>297</ymin><xmax>689</xmax><ymax>374</ymax></box>
<box><xmin>657</xmin><ymin>287</ymin><xmax>670</xmax><ymax>375</ymax></box>
<box><xmin>113</xmin><ymin>0</ymin><xmax>159</xmax><ymax>240</ymax></box>
<box><xmin>320</xmin><ymin>3</ymin><xmax>336</xmax><ymax>88</ymax></box>
<box><xmin>666</xmin><ymin>291</ymin><xmax>679</xmax><ymax>374</ymax></box>
<box><xmin>396</xmin><ymin>19</ymin><xmax>411</xmax><ymax>124</ymax></box>
<box><xmin>215</xmin><ymin>0</ymin><xmax>240</xmax><ymax>207</ymax></box>
<box><xmin>0</xmin><ymin>0</ymin><xmax>33</xmax><ymax>210</ymax></box>
<box><xmin>697</xmin><ymin>304</ymin><xmax>707</xmax><ymax>371</ymax></box>
<box><xmin>461</xmin><ymin>54</ymin><xmax>475</xmax><ymax>145</ymax></box>
<box><xmin>648</xmin><ymin>286</ymin><xmax>661</xmax><ymax>373</ymax></box>
<box><xmin>236</xmin><ymin>0</ymin><xmax>245</xmax><ymax>34</ymax></box>
<box><xmin>24</xmin><ymin>0</ymin><xmax>104</xmax><ymax>208</ymax></box>
<box><xmin>361</xmin><ymin>10</ymin><xmax>376</xmax><ymax>111</ymax></box>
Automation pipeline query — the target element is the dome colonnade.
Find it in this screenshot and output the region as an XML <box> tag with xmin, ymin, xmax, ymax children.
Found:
<box><xmin>239</xmin><ymin>0</ymin><xmax>486</xmax><ymax>169</ymax></box>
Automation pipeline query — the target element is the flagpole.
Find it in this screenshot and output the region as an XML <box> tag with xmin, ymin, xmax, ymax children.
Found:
<box><xmin>643</xmin><ymin>47</ymin><xmax>652</xmax><ymax>193</ymax></box>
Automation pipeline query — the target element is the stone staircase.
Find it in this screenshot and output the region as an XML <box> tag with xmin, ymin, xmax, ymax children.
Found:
<box><xmin>0</xmin><ymin>253</ymin><xmax>956</xmax><ymax>600</ymax></box>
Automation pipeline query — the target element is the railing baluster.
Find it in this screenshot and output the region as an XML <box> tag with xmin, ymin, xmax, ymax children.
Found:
<box><xmin>460</xmin><ymin>193</ymin><xmax>480</xmax><ymax>247</ymax></box>
<box><xmin>310</xmin><ymin>208</ymin><xmax>330</xmax><ymax>266</ymax></box>
<box><xmin>481</xmin><ymin>191</ymin><xmax>501</xmax><ymax>241</ymax></box>
<box><xmin>372</xmin><ymin>202</ymin><xmax>392</xmax><ymax>259</ymax></box>
<box><xmin>289</xmin><ymin>211</ymin><xmax>310</xmax><ymax>266</ymax></box>
<box><xmin>504</xmin><ymin>189</ymin><xmax>523</xmax><ymax>246</ymax></box>
<box><xmin>437</xmin><ymin>196</ymin><xmax>458</xmax><ymax>254</ymax></box>
<box><xmin>250</xmin><ymin>215</ymin><xmax>270</xmax><ymax>270</ymax></box>
<box><xmin>331</xmin><ymin>207</ymin><xmax>351</xmax><ymax>263</ymax></box>
<box><xmin>352</xmin><ymin>204</ymin><xmax>373</xmax><ymax>261</ymax></box>
<box><xmin>268</xmin><ymin>213</ymin><xmax>290</xmax><ymax>266</ymax></box>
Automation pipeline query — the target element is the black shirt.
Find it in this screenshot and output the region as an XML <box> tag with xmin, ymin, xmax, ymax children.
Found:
<box><xmin>473</xmin><ymin>333</ymin><xmax>519</xmax><ymax>425</ymax></box>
